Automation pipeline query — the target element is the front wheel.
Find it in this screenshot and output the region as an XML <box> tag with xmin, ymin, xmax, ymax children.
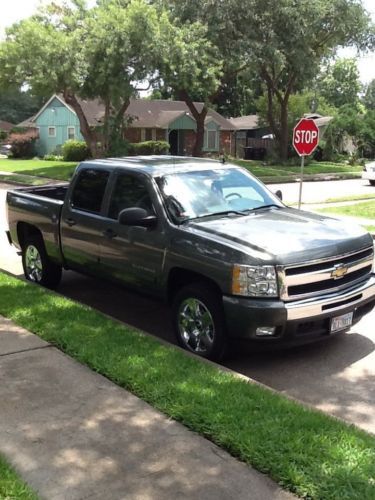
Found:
<box><xmin>172</xmin><ymin>283</ymin><xmax>227</xmax><ymax>361</ymax></box>
<box><xmin>22</xmin><ymin>236</ymin><xmax>62</xmax><ymax>289</ymax></box>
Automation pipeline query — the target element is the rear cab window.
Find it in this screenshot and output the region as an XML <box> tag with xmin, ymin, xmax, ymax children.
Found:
<box><xmin>71</xmin><ymin>169</ymin><xmax>110</xmax><ymax>213</ymax></box>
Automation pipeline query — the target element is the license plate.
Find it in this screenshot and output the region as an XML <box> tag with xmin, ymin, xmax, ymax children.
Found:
<box><xmin>330</xmin><ymin>312</ymin><xmax>353</xmax><ymax>333</ymax></box>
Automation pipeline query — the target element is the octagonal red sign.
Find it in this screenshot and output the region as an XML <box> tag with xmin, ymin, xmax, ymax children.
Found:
<box><xmin>293</xmin><ymin>118</ymin><xmax>319</xmax><ymax>156</ymax></box>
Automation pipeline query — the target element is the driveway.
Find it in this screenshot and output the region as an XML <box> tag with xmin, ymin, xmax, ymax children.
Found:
<box><xmin>1</xmin><ymin>182</ymin><xmax>374</xmax><ymax>434</ymax></box>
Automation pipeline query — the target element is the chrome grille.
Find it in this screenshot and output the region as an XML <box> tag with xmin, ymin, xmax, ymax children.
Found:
<box><xmin>277</xmin><ymin>246</ymin><xmax>374</xmax><ymax>301</ymax></box>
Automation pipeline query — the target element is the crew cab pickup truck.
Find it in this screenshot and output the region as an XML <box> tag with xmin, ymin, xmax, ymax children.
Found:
<box><xmin>6</xmin><ymin>156</ymin><xmax>375</xmax><ymax>360</ymax></box>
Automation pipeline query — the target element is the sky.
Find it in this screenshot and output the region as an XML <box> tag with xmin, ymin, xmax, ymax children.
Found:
<box><xmin>0</xmin><ymin>0</ymin><xmax>374</xmax><ymax>84</ymax></box>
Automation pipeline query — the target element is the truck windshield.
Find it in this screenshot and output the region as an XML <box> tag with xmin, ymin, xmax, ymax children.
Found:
<box><xmin>156</xmin><ymin>168</ymin><xmax>282</xmax><ymax>223</ymax></box>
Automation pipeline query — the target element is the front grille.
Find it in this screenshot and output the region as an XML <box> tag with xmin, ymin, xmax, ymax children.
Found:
<box><xmin>279</xmin><ymin>246</ymin><xmax>374</xmax><ymax>301</ymax></box>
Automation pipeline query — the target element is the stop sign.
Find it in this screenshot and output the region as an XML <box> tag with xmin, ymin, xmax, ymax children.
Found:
<box><xmin>293</xmin><ymin>118</ymin><xmax>319</xmax><ymax>156</ymax></box>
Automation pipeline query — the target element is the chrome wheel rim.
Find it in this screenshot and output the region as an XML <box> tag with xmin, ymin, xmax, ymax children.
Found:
<box><xmin>25</xmin><ymin>245</ymin><xmax>43</xmax><ymax>282</ymax></box>
<box><xmin>178</xmin><ymin>298</ymin><xmax>215</xmax><ymax>353</ymax></box>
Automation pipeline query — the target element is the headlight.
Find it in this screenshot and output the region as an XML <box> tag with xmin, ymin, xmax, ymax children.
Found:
<box><xmin>232</xmin><ymin>264</ymin><xmax>278</xmax><ymax>297</ymax></box>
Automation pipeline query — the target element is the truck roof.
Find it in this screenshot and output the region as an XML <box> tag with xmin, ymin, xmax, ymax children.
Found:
<box><xmin>80</xmin><ymin>156</ymin><xmax>236</xmax><ymax>177</ymax></box>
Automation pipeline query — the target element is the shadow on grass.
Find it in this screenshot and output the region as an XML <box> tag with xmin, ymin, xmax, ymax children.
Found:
<box><xmin>0</xmin><ymin>273</ymin><xmax>374</xmax><ymax>499</ymax></box>
<box><xmin>16</xmin><ymin>165</ymin><xmax>76</xmax><ymax>181</ymax></box>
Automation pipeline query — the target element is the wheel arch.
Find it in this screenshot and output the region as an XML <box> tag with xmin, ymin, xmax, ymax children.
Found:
<box><xmin>17</xmin><ymin>222</ymin><xmax>44</xmax><ymax>250</ymax></box>
<box><xmin>167</xmin><ymin>267</ymin><xmax>222</xmax><ymax>304</ymax></box>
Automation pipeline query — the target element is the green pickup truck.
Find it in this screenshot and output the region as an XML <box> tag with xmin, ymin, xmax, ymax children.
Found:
<box><xmin>6</xmin><ymin>156</ymin><xmax>375</xmax><ymax>360</ymax></box>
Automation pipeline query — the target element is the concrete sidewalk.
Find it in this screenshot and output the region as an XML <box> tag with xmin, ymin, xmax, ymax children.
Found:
<box><xmin>0</xmin><ymin>316</ymin><xmax>294</xmax><ymax>500</ymax></box>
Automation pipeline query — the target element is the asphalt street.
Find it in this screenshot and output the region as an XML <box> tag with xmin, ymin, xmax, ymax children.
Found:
<box><xmin>269</xmin><ymin>177</ymin><xmax>375</xmax><ymax>204</ymax></box>
<box><xmin>1</xmin><ymin>180</ymin><xmax>374</xmax><ymax>433</ymax></box>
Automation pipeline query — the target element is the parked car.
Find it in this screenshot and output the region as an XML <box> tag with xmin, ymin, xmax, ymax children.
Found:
<box><xmin>6</xmin><ymin>156</ymin><xmax>375</xmax><ymax>360</ymax></box>
<box><xmin>0</xmin><ymin>144</ymin><xmax>11</xmax><ymax>156</ymax></box>
<box><xmin>362</xmin><ymin>161</ymin><xmax>375</xmax><ymax>186</ymax></box>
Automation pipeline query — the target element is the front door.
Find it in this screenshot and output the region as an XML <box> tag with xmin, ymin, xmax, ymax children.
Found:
<box><xmin>99</xmin><ymin>171</ymin><xmax>166</xmax><ymax>294</ymax></box>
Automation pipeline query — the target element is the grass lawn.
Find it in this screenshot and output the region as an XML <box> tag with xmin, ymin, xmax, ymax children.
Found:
<box><xmin>231</xmin><ymin>159</ymin><xmax>362</xmax><ymax>177</ymax></box>
<box><xmin>0</xmin><ymin>158</ymin><xmax>362</xmax><ymax>186</ymax></box>
<box><xmin>0</xmin><ymin>158</ymin><xmax>77</xmax><ymax>181</ymax></box>
<box><xmin>324</xmin><ymin>193</ymin><xmax>375</xmax><ymax>203</ymax></box>
<box><xmin>0</xmin><ymin>454</ymin><xmax>38</xmax><ymax>499</ymax></box>
<box><xmin>318</xmin><ymin>200</ymin><xmax>375</xmax><ymax>219</ymax></box>
<box><xmin>0</xmin><ymin>272</ymin><xmax>374</xmax><ymax>500</ymax></box>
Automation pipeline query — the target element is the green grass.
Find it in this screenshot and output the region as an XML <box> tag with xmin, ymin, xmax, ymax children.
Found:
<box><xmin>363</xmin><ymin>225</ymin><xmax>375</xmax><ymax>233</ymax></box>
<box><xmin>0</xmin><ymin>272</ymin><xmax>374</xmax><ymax>499</ymax></box>
<box><xmin>231</xmin><ymin>159</ymin><xmax>362</xmax><ymax>177</ymax></box>
<box><xmin>0</xmin><ymin>454</ymin><xmax>38</xmax><ymax>499</ymax></box>
<box><xmin>318</xmin><ymin>201</ymin><xmax>375</xmax><ymax>219</ymax></box>
<box><xmin>324</xmin><ymin>194</ymin><xmax>375</xmax><ymax>203</ymax></box>
<box><xmin>0</xmin><ymin>174</ymin><xmax>50</xmax><ymax>186</ymax></box>
<box><xmin>0</xmin><ymin>159</ymin><xmax>77</xmax><ymax>181</ymax></box>
<box><xmin>0</xmin><ymin>158</ymin><xmax>362</xmax><ymax>185</ymax></box>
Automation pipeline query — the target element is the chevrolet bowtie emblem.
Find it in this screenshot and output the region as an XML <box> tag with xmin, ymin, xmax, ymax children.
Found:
<box><xmin>331</xmin><ymin>264</ymin><xmax>349</xmax><ymax>279</ymax></box>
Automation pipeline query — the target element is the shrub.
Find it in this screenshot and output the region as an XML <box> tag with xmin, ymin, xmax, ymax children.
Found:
<box><xmin>8</xmin><ymin>130</ymin><xmax>38</xmax><ymax>158</ymax></box>
<box><xmin>43</xmin><ymin>154</ymin><xmax>64</xmax><ymax>161</ymax></box>
<box><xmin>0</xmin><ymin>129</ymin><xmax>7</xmax><ymax>141</ymax></box>
<box><xmin>108</xmin><ymin>138</ymin><xmax>131</xmax><ymax>157</ymax></box>
<box><xmin>129</xmin><ymin>140</ymin><xmax>170</xmax><ymax>156</ymax></box>
<box><xmin>62</xmin><ymin>140</ymin><xmax>90</xmax><ymax>162</ymax></box>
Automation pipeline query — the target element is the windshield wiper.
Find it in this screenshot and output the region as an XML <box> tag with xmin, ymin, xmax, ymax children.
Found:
<box><xmin>186</xmin><ymin>210</ymin><xmax>248</xmax><ymax>222</ymax></box>
<box><xmin>250</xmin><ymin>204</ymin><xmax>281</xmax><ymax>212</ymax></box>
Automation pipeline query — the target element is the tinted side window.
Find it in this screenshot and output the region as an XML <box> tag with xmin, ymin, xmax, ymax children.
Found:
<box><xmin>108</xmin><ymin>174</ymin><xmax>153</xmax><ymax>219</ymax></box>
<box><xmin>71</xmin><ymin>169</ymin><xmax>109</xmax><ymax>213</ymax></box>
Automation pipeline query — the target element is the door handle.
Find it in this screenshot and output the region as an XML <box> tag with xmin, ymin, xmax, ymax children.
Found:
<box><xmin>102</xmin><ymin>228</ymin><xmax>117</xmax><ymax>239</ymax></box>
<box><xmin>65</xmin><ymin>218</ymin><xmax>77</xmax><ymax>227</ymax></box>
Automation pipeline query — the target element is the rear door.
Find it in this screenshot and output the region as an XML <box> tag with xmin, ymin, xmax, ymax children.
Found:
<box><xmin>61</xmin><ymin>167</ymin><xmax>111</xmax><ymax>272</ymax></box>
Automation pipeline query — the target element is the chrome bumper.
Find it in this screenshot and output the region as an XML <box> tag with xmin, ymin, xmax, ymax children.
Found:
<box><xmin>286</xmin><ymin>276</ymin><xmax>375</xmax><ymax>320</ymax></box>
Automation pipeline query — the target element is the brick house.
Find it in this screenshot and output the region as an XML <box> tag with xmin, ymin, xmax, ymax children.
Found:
<box><xmin>19</xmin><ymin>95</ymin><xmax>236</xmax><ymax>157</ymax></box>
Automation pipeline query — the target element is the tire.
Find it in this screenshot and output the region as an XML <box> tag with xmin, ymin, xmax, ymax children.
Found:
<box><xmin>172</xmin><ymin>282</ymin><xmax>227</xmax><ymax>361</ymax></box>
<box><xmin>22</xmin><ymin>236</ymin><xmax>62</xmax><ymax>289</ymax></box>
<box><xmin>369</xmin><ymin>180</ymin><xmax>375</xmax><ymax>186</ymax></box>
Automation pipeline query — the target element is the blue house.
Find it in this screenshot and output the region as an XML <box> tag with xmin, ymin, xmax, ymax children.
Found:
<box><xmin>19</xmin><ymin>94</ymin><xmax>236</xmax><ymax>157</ymax></box>
<box><xmin>19</xmin><ymin>95</ymin><xmax>84</xmax><ymax>156</ymax></box>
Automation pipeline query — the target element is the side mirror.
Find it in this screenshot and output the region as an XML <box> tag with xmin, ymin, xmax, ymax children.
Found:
<box><xmin>275</xmin><ymin>190</ymin><xmax>283</xmax><ymax>201</ymax></box>
<box><xmin>118</xmin><ymin>207</ymin><xmax>157</xmax><ymax>228</ymax></box>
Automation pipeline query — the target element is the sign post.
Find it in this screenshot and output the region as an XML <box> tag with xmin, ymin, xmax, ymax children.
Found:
<box><xmin>292</xmin><ymin>118</ymin><xmax>320</xmax><ymax>209</ymax></box>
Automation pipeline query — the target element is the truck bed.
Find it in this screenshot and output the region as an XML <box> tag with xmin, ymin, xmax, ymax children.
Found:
<box><xmin>6</xmin><ymin>183</ymin><xmax>69</xmax><ymax>264</ymax></box>
<box><xmin>12</xmin><ymin>183</ymin><xmax>69</xmax><ymax>201</ymax></box>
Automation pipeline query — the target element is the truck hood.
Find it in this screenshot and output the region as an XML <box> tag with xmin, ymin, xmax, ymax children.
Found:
<box><xmin>186</xmin><ymin>207</ymin><xmax>372</xmax><ymax>264</ymax></box>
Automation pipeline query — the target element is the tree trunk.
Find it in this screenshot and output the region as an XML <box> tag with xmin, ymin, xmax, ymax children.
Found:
<box><xmin>279</xmin><ymin>99</ymin><xmax>289</xmax><ymax>161</ymax></box>
<box><xmin>63</xmin><ymin>90</ymin><xmax>99</xmax><ymax>157</ymax></box>
<box><xmin>179</xmin><ymin>89</ymin><xmax>208</xmax><ymax>157</ymax></box>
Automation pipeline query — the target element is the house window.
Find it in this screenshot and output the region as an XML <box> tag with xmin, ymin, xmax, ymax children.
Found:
<box><xmin>206</xmin><ymin>130</ymin><xmax>218</xmax><ymax>150</ymax></box>
<box><xmin>145</xmin><ymin>128</ymin><xmax>152</xmax><ymax>141</ymax></box>
<box><xmin>141</xmin><ymin>128</ymin><xmax>146</xmax><ymax>141</ymax></box>
<box><xmin>152</xmin><ymin>128</ymin><xmax>156</xmax><ymax>141</ymax></box>
<box><xmin>48</xmin><ymin>127</ymin><xmax>56</xmax><ymax>138</ymax></box>
<box><xmin>67</xmin><ymin>126</ymin><xmax>75</xmax><ymax>140</ymax></box>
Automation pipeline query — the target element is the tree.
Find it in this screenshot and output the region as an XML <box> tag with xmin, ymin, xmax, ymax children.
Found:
<box><xmin>256</xmin><ymin>90</ymin><xmax>336</xmax><ymax>140</ymax></box>
<box><xmin>232</xmin><ymin>0</ymin><xmax>374</xmax><ymax>160</ymax></box>
<box><xmin>157</xmin><ymin>20</ymin><xmax>223</xmax><ymax>155</ymax></box>
<box><xmin>0</xmin><ymin>0</ymin><xmax>165</xmax><ymax>157</ymax></box>
<box><xmin>363</xmin><ymin>79</ymin><xmax>375</xmax><ymax>110</ymax></box>
<box><xmin>155</xmin><ymin>0</ymin><xmax>252</xmax><ymax>155</ymax></box>
<box><xmin>317</xmin><ymin>58</ymin><xmax>362</xmax><ymax>108</ymax></box>
<box><xmin>0</xmin><ymin>89</ymin><xmax>45</xmax><ymax>124</ymax></box>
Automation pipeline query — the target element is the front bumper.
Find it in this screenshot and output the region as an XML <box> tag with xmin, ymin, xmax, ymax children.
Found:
<box><xmin>362</xmin><ymin>172</ymin><xmax>375</xmax><ymax>181</ymax></box>
<box><xmin>223</xmin><ymin>275</ymin><xmax>375</xmax><ymax>345</ymax></box>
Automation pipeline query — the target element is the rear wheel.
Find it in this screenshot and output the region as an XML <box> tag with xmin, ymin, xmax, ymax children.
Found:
<box><xmin>369</xmin><ymin>180</ymin><xmax>375</xmax><ymax>186</ymax></box>
<box><xmin>22</xmin><ymin>236</ymin><xmax>62</xmax><ymax>289</ymax></box>
<box><xmin>172</xmin><ymin>283</ymin><xmax>227</xmax><ymax>361</ymax></box>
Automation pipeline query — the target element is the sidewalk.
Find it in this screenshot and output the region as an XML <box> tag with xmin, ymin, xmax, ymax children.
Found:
<box><xmin>0</xmin><ymin>316</ymin><xmax>294</xmax><ymax>500</ymax></box>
